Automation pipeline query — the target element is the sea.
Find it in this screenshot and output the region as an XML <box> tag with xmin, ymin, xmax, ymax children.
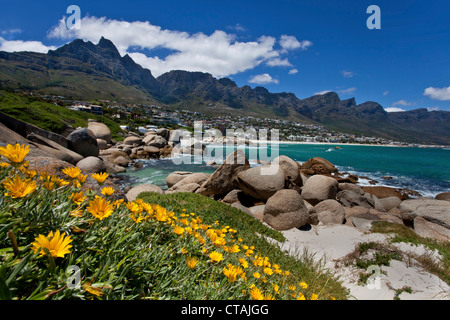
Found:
<box><xmin>120</xmin><ymin>143</ymin><xmax>450</xmax><ymax>198</ymax></box>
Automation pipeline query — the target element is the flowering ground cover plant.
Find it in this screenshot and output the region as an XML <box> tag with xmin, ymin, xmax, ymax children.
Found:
<box><xmin>0</xmin><ymin>144</ymin><xmax>347</xmax><ymax>300</ymax></box>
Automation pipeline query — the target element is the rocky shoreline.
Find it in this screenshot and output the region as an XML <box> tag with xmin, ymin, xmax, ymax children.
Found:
<box><xmin>1</xmin><ymin>116</ymin><xmax>449</xmax><ymax>241</ymax></box>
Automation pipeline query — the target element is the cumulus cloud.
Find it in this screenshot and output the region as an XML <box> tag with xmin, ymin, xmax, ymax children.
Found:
<box><xmin>47</xmin><ymin>16</ymin><xmax>311</xmax><ymax>78</ymax></box>
<box><xmin>384</xmin><ymin>107</ymin><xmax>406</xmax><ymax>112</ymax></box>
<box><xmin>279</xmin><ymin>35</ymin><xmax>312</xmax><ymax>53</ymax></box>
<box><xmin>427</xmin><ymin>106</ymin><xmax>441</xmax><ymax>111</ymax></box>
<box><xmin>0</xmin><ymin>36</ymin><xmax>56</xmax><ymax>53</ymax></box>
<box><xmin>249</xmin><ymin>73</ymin><xmax>279</xmax><ymax>85</ymax></box>
<box><xmin>288</xmin><ymin>69</ymin><xmax>298</xmax><ymax>75</ymax></box>
<box><xmin>423</xmin><ymin>86</ymin><xmax>450</xmax><ymax>101</ymax></box>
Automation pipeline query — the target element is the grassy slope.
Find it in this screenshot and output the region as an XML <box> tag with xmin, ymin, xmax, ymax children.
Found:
<box><xmin>139</xmin><ymin>192</ymin><xmax>350</xmax><ymax>300</ymax></box>
<box><xmin>0</xmin><ymin>90</ymin><xmax>124</xmax><ymax>140</ymax></box>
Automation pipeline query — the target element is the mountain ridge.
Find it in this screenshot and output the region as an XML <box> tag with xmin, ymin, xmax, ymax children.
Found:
<box><xmin>0</xmin><ymin>37</ymin><xmax>449</xmax><ymax>145</ymax></box>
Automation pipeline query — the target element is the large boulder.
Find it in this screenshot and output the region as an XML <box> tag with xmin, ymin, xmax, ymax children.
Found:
<box><xmin>272</xmin><ymin>155</ymin><xmax>302</xmax><ymax>186</ymax></box>
<box><xmin>301</xmin><ymin>157</ymin><xmax>338</xmax><ymax>175</ymax></box>
<box><xmin>155</xmin><ymin>128</ymin><xmax>171</xmax><ymax>141</ymax></box>
<box><xmin>400</xmin><ymin>198</ymin><xmax>450</xmax><ymax>229</ymax></box>
<box><xmin>413</xmin><ymin>217</ymin><xmax>450</xmax><ymax>242</ymax></box>
<box><xmin>88</xmin><ymin>122</ymin><xmax>112</xmax><ymax>144</ymax></box>
<box><xmin>301</xmin><ymin>175</ymin><xmax>338</xmax><ymax>205</ymax></box>
<box><xmin>123</xmin><ymin>136</ymin><xmax>142</xmax><ymax>146</ymax></box>
<box><xmin>362</xmin><ymin>186</ymin><xmax>405</xmax><ymax>200</ymax></box>
<box><xmin>166</xmin><ymin>182</ymin><xmax>201</xmax><ymax>194</ymax></box>
<box><xmin>126</xmin><ymin>184</ymin><xmax>164</xmax><ymax>202</ymax></box>
<box><xmin>67</xmin><ymin>128</ymin><xmax>99</xmax><ymax>158</ymax></box>
<box><xmin>310</xmin><ymin>199</ymin><xmax>345</xmax><ymax>225</ymax></box>
<box><xmin>198</xmin><ymin>150</ymin><xmax>250</xmax><ymax>196</ymax></box>
<box><xmin>166</xmin><ymin>171</ymin><xmax>193</xmax><ymax>188</ymax></box>
<box><xmin>144</xmin><ymin>135</ymin><xmax>167</xmax><ymax>148</ymax></box>
<box><xmin>263</xmin><ymin>189</ymin><xmax>309</xmax><ymax>230</ymax></box>
<box><xmin>168</xmin><ymin>172</ymin><xmax>211</xmax><ymax>190</ymax></box>
<box><xmin>76</xmin><ymin>156</ymin><xmax>106</xmax><ymax>173</ymax></box>
<box><xmin>435</xmin><ymin>192</ymin><xmax>450</xmax><ymax>202</ymax></box>
<box><xmin>236</xmin><ymin>165</ymin><xmax>286</xmax><ymax>201</ymax></box>
<box><xmin>337</xmin><ymin>190</ymin><xmax>375</xmax><ymax>209</ymax></box>
<box><xmin>379</xmin><ymin>196</ymin><xmax>402</xmax><ymax>211</ymax></box>
<box><xmin>27</xmin><ymin>132</ymin><xmax>84</xmax><ymax>164</ymax></box>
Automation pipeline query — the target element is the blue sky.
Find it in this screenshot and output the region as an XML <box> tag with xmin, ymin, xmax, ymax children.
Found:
<box><xmin>1</xmin><ymin>0</ymin><xmax>449</xmax><ymax>111</ymax></box>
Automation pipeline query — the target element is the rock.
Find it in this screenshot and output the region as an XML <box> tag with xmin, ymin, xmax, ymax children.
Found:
<box><xmin>379</xmin><ymin>196</ymin><xmax>402</xmax><ymax>211</ymax></box>
<box><xmin>301</xmin><ymin>175</ymin><xmax>338</xmax><ymax>206</ymax></box>
<box><xmin>166</xmin><ymin>183</ymin><xmax>200</xmax><ymax>194</ymax></box>
<box><xmin>96</xmin><ymin>139</ymin><xmax>108</xmax><ymax>150</ymax></box>
<box><xmin>338</xmin><ymin>183</ymin><xmax>364</xmax><ymax>195</ymax></box>
<box><xmin>155</xmin><ymin>128</ymin><xmax>171</xmax><ymax>141</ymax></box>
<box><xmin>166</xmin><ymin>171</ymin><xmax>193</xmax><ymax>188</ymax></box>
<box><xmin>198</xmin><ymin>150</ymin><xmax>250</xmax><ymax>196</ymax></box>
<box><xmin>249</xmin><ymin>205</ymin><xmax>265</xmax><ymax>221</ymax></box>
<box><xmin>231</xmin><ymin>202</ymin><xmax>252</xmax><ymax>216</ymax></box>
<box><xmin>343</xmin><ymin>206</ymin><xmax>370</xmax><ymax>218</ymax></box>
<box><xmin>146</xmin><ymin>135</ymin><xmax>167</xmax><ymax>148</ymax></box>
<box><xmin>382</xmin><ymin>176</ymin><xmax>393</xmax><ymax>180</ymax></box>
<box><xmin>180</xmin><ymin>141</ymin><xmax>207</xmax><ymax>155</ymax></box>
<box><xmin>126</xmin><ymin>184</ymin><xmax>164</xmax><ymax>202</ymax></box>
<box><xmin>363</xmin><ymin>193</ymin><xmax>386</xmax><ymax>212</ymax></box>
<box><xmin>272</xmin><ymin>155</ymin><xmax>302</xmax><ymax>186</ymax></box>
<box><xmin>159</xmin><ymin>145</ymin><xmax>173</xmax><ymax>158</ymax></box>
<box><xmin>102</xmin><ymin>158</ymin><xmax>126</xmax><ymax>174</ymax></box>
<box><xmin>337</xmin><ymin>190</ymin><xmax>374</xmax><ymax>209</ymax></box>
<box><xmin>76</xmin><ymin>156</ymin><xmax>106</xmax><ymax>173</ymax></box>
<box><xmin>362</xmin><ymin>186</ymin><xmax>405</xmax><ymax>200</ymax></box>
<box><xmin>143</xmin><ymin>146</ymin><xmax>160</xmax><ymax>155</ymax></box>
<box><xmin>236</xmin><ymin>165</ymin><xmax>286</xmax><ymax>201</ymax></box>
<box><xmin>222</xmin><ymin>189</ymin><xmax>242</xmax><ymax>204</ymax></box>
<box><xmin>88</xmin><ymin>122</ymin><xmax>112</xmax><ymax>144</ymax></box>
<box><xmin>310</xmin><ymin>199</ymin><xmax>345</xmax><ymax>225</ymax></box>
<box><xmin>399</xmin><ymin>198</ymin><xmax>450</xmax><ymax>229</ymax></box>
<box><xmin>263</xmin><ymin>189</ymin><xmax>309</xmax><ymax>231</ymax></box>
<box><xmin>26</xmin><ymin>132</ymin><xmax>84</xmax><ymax>164</ymax></box>
<box><xmin>413</xmin><ymin>217</ymin><xmax>450</xmax><ymax>242</ymax></box>
<box><xmin>123</xmin><ymin>136</ymin><xmax>142</xmax><ymax>146</ymax></box>
<box><xmin>67</xmin><ymin>128</ymin><xmax>99</xmax><ymax>158</ymax></box>
<box><xmin>301</xmin><ymin>157</ymin><xmax>338</xmax><ymax>175</ymax></box>
<box><xmin>113</xmin><ymin>156</ymin><xmax>130</xmax><ymax>168</ymax></box>
<box><xmin>174</xmin><ymin>172</ymin><xmax>211</xmax><ymax>186</ymax></box>
<box><xmin>435</xmin><ymin>192</ymin><xmax>450</xmax><ymax>202</ymax></box>
<box><xmin>206</xmin><ymin>160</ymin><xmax>217</xmax><ymax>166</ymax></box>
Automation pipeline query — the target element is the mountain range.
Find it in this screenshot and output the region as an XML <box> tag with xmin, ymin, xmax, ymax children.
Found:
<box><xmin>0</xmin><ymin>37</ymin><xmax>449</xmax><ymax>145</ymax></box>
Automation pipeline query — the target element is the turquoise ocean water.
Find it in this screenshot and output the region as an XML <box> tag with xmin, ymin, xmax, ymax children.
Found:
<box><xmin>121</xmin><ymin>143</ymin><xmax>450</xmax><ymax>198</ymax></box>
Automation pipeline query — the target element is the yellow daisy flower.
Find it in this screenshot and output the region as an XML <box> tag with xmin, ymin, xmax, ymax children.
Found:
<box><xmin>31</xmin><ymin>230</ymin><xmax>72</xmax><ymax>258</ymax></box>
<box><xmin>3</xmin><ymin>175</ymin><xmax>37</xmax><ymax>198</ymax></box>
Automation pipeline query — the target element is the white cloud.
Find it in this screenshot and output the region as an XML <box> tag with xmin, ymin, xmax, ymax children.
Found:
<box><xmin>288</xmin><ymin>69</ymin><xmax>298</xmax><ymax>75</ymax></box>
<box><xmin>341</xmin><ymin>70</ymin><xmax>355</xmax><ymax>78</ymax></box>
<box><xmin>337</xmin><ymin>87</ymin><xmax>356</xmax><ymax>95</ymax></box>
<box><xmin>47</xmin><ymin>16</ymin><xmax>311</xmax><ymax>78</ymax></box>
<box><xmin>423</xmin><ymin>86</ymin><xmax>450</xmax><ymax>101</ymax></box>
<box><xmin>385</xmin><ymin>107</ymin><xmax>406</xmax><ymax>112</ymax></box>
<box><xmin>427</xmin><ymin>106</ymin><xmax>441</xmax><ymax>111</ymax></box>
<box><xmin>314</xmin><ymin>90</ymin><xmax>332</xmax><ymax>95</ymax></box>
<box><xmin>266</xmin><ymin>57</ymin><xmax>292</xmax><ymax>67</ymax></box>
<box><xmin>279</xmin><ymin>35</ymin><xmax>312</xmax><ymax>53</ymax></box>
<box><xmin>392</xmin><ymin>99</ymin><xmax>414</xmax><ymax>107</ymax></box>
<box><xmin>249</xmin><ymin>73</ymin><xmax>279</xmax><ymax>85</ymax></box>
<box><xmin>0</xmin><ymin>36</ymin><xmax>56</xmax><ymax>53</ymax></box>
<box><xmin>383</xmin><ymin>91</ymin><xmax>389</xmax><ymax>96</ymax></box>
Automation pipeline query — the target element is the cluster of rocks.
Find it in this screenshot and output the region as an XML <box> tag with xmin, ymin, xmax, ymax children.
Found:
<box><xmin>140</xmin><ymin>151</ymin><xmax>450</xmax><ymax>243</ymax></box>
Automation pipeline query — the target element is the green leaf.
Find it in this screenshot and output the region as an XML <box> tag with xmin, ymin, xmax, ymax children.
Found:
<box><xmin>0</xmin><ymin>277</ymin><xmax>12</xmax><ymax>300</ymax></box>
<box><xmin>6</xmin><ymin>254</ymin><xmax>32</xmax><ymax>286</ymax></box>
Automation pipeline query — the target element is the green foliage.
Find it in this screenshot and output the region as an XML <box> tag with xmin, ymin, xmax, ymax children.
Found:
<box><xmin>0</xmin><ymin>90</ymin><xmax>123</xmax><ymax>141</ymax></box>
